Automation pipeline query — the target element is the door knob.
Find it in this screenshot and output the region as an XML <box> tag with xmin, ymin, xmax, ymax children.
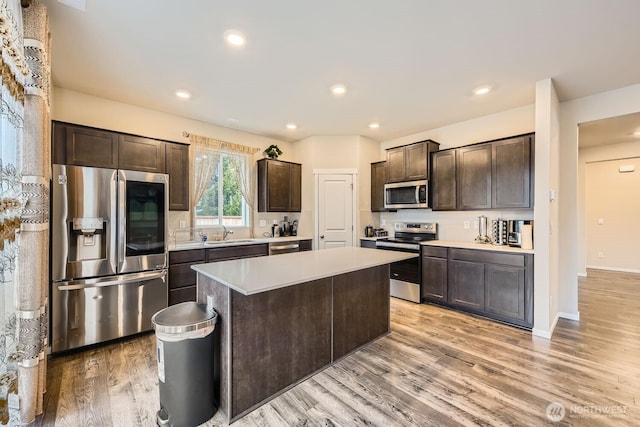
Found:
<box><xmin>320</xmin><ymin>235</ymin><xmax>325</xmax><ymax>239</ymax></box>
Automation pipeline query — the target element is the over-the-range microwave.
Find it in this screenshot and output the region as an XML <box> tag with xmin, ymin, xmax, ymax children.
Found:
<box><xmin>384</xmin><ymin>179</ymin><xmax>428</xmax><ymax>209</ymax></box>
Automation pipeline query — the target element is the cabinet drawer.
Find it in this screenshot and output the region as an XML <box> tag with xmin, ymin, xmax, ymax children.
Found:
<box><xmin>449</xmin><ymin>248</ymin><xmax>525</xmax><ymax>267</ymax></box>
<box><xmin>169</xmin><ymin>249</ymin><xmax>205</xmax><ymax>265</ymax></box>
<box><xmin>168</xmin><ymin>263</ymin><xmax>200</xmax><ymax>289</ymax></box>
<box><xmin>422</xmin><ymin>246</ymin><xmax>448</xmax><ymax>258</ymax></box>
<box><xmin>207</xmin><ymin>243</ymin><xmax>269</xmax><ymax>262</ymax></box>
<box><xmin>299</xmin><ymin>239</ymin><xmax>313</xmax><ymax>251</ymax></box>
<box><xmin>169</xmin><ymin>286</ymin><xmax>196</xmax><ymax>306</ymax></box>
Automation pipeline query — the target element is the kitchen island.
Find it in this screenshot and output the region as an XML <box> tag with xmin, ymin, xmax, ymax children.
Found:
<box><xmin>193</xmin><ymin>246</ymin><xmax>416</xmax><ymax>423</ymax></box>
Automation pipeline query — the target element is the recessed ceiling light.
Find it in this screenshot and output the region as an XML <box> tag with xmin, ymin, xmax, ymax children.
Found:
<box><xmin>368</xmin><ymin>122</ymin><xmax>380</xmax><ymax>129</ymax></box>
<box><xmin>286</xmin><ymin>123</ymin><xmax>297</xmax><ymax>130</ymax></box>
<box><xmin>330</xmin><ymin>84</ymin><xmax>347</xmax><ymax>96</ymax></box>
<box><xmin>175</xmin><ymin>90</ymin><xmax>191</xmax><ymax>99</ymax></box>
<box><xmin>634</xmin><ymin>130</ymin><xmax>640</xmax><ymax>136</ymax></box>
<box><xmin>224</xmin><ymin>30</ymin><xmax>247</xmax><ymax>47</ymax></box>
<box><xmin>473</xmin><ymin>85</ymin><xmax>491</xmax><ymax>96</ymax></box>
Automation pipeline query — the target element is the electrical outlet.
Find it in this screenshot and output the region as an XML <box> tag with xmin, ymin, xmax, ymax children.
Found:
<box><xmin>598</xmin><ymin>251</ymin><xmax>604</xmax><ymax>259</ymax></box>
<box><xmin>259</xmin><ymin>220</ymin><xmax>267</xmax><ymax>227</ymax></box>
<box><xmin>464</xmin><ymin>221</ymin><xmax>470</xmax><ymax>229</ymax></box>
<box><xmin>473</xmin><ymin>220</ymin><xmax>478</xmax><ymax>229</ymax></box>
<box><xmin>179</xmin><ymin>220</ymin><xmax>185</xmax><ymax>228</ymax></box>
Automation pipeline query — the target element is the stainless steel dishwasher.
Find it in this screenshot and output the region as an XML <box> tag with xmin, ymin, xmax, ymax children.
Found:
<box><xmin>269</xmin><ymin>241</ymin><xmax>300</xmax><ymax>255</ymax></box>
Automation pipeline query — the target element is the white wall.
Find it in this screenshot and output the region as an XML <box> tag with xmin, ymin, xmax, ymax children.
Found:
<box><xmin>51</xmin><ymin>87</ymin><xmax>292</xmax><ymax>237</ymax></box>
<box><xmin>558</xmin><ymin>83</ymin><xmax>640</xmax><ymax>319</ymax></box>
<box><xmin>579</xmin><ymin>142</ymin><xmax>640</xmax><ymax>273</ymax></box>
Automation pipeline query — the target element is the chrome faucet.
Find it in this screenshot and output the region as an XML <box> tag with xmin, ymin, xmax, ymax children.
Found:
<box><xmin>222</xmin><ymin>225</ymin><xmax>234</xmax><ymax>241</ymax></box>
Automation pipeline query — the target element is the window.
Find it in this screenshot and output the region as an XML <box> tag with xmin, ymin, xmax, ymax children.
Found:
<box><xmin>195</xmin><ymin>153</ymin><xmax>248</xmax><ymax>227</ymax></box>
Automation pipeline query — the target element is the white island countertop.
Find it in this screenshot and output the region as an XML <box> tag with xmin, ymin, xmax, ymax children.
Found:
<box><xmin>192</xmin><ymin>246</ymin><xmax>416</xmax><ymax>295</ymax></box>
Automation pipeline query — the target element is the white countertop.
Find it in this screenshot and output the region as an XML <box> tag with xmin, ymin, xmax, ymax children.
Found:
<box><xmin>169</xmin><ymin>235</ymin><xmax>312</xmax><ymax>251</ymax></box>
<box><xmin>421</xmin><ymin>240</ymin><xmax>534</xmax><ymax>254</ymax></box>
<box><xmin>192</xmin><ymin>246</ymin><xmax>416</xmax><ymax>295</ymax></box>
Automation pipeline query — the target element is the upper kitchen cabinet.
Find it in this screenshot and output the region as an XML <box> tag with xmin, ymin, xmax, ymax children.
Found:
<box><xmin>165</xmin><ymin>142</ymin><xmax>190</xmax><ymax>211</ymax></box>
<box><xmin>385</xmin><ymin>140</ymin><xmax>440</xmax><ymax>183</ymax></box>
<box><xmin>492</xmin><ymin>135</ymin><xmax>533</xmax><ymax>209</ymax></box>
<box><xmin>431</xmin><ymin>150</ymin><xmax>457</xmax><ymax>211</ymax></box>
<box><xmin>371</xmin><ymin>161</ymin><xmax>386</xmax><ymax>212</ymax></box>
<box><xmin>431</xmin><ymin>133</ymin><xmax>534</xmax><ymax>211</ymax></box>
<box><xmin>53</xmin><ymin>121</ymin><xmax>119</xmax><ymax>168</ymax></box>
<box><xmin>118</xmin><ymin>134</ymin><xmax>166</xmax><ymax>173</ymax></box>
<box><xmin>457</xmin><ymin>144</ymin><xmax>492</xmax><ymax>210</ymax></box>
<box><xmin>257</xmin><ymin>159</ymin><xmax>302</xmax><ymax>212</ymax></box>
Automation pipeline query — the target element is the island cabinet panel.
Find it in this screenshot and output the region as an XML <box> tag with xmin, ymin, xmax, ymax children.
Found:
<box><xmin>457</xmin><ymin>144</ymin><xmax>492</xmax><ymax>210</ymax></box>
<box><xmin>332</xmin><ymin>265</ymin><xmax>390</xmax><ymax>361</ymax></box>
<box><xmin>118</xmin><ymin>134</ymin><xmax>166</xmax><ymax>173</ymax></box>
<box><xmin>448</xmin><ymin>259</ymin><xmax>485</xmax><ymax>311</ymax></box>
<box><xmin>230</xmin><ymin>279</ymin><xmax>333</xmax><ymax>418</ymax></box>
<box><xmin>53</xmin><ymin>121</ymin><xmax>119</xmax><ymax>168</ymax></box>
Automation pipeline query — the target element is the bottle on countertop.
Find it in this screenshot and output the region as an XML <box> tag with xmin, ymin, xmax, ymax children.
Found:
<box><xmin>280</xmin><ymin>216</ymin><xmax>290</xmax><ymax>237</ymax></box>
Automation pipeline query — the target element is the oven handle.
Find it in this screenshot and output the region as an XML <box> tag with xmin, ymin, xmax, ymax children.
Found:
<box><xmin>57</xmin><ymin>270</ymin><xmax>167</xmax><ymax>291</ymax></box>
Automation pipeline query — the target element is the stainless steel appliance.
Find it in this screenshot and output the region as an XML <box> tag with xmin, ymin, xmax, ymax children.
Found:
<box><xmin>474</xmin><ymin>215</ymin><xmax>491</xmax><ymax>244</ymax></box>
<box><xmin>384</xmin><ymin>179</ymin><xmax>428</xmax><ymax>209</ymax></box>
<box><xmin>376</xmin><ymin>222</ymin><xmax>437</xmax><ymax>303</ymax></box>
<box><xmin>508</xmin><ymin>220</ymin><xmax>533</xmax><ymax>248</ymax></box>
<box><xmin>51</xmin><ymin>164</ymin><xmax>169</xmax><ymax>353</ymax></box>
<box><xmin>269</xmin><ymin>241</ymin><xmax>300</xmax><ymax>255</ymax></box>
<box><xmin>492</xmin><ymin>219</ymin><xmax>508</xmax><ymax>245</ymax></box>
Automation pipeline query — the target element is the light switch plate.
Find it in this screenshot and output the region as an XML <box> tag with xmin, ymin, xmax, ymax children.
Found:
<box><xmin>259</xmin><ymin>220</ymin><xmax>267</xmax><ymax>227</ymax></box>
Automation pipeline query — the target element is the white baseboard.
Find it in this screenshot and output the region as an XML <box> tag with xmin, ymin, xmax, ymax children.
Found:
<box><xmin>532</xmin><ymin>313</ymin><xmax>560</xmax><ymax>339</ymax></box>
<box><xmin>577</xmin><ymin>271</ymin><xmax>587</xmax><ymax>278</ymax></box>
<box><xmin>559</xmin><ymin>311</ymin><xmax>580</xmax><ymax>321</ymax></box>
<box><xmin>586</xmin><ymin>265</ymin><xmax>640</xmax><ymax>274</ymax></box>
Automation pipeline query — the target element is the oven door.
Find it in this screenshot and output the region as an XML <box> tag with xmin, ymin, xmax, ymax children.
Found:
<box><xmin>376</xmin><ymin>243</ymin><xmax>421</xmax><ymax>302</ymax></box>
<box><xmin>118</xmin><ymin>169</ymin><xmax>169</xmax><ymax>274</ymax></box>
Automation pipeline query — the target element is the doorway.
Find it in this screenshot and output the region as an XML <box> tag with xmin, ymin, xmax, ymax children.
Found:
<box><xmin>314</xmin><ymin>171</ymin><xmax>357</xmax><ymax>249</ymax></box>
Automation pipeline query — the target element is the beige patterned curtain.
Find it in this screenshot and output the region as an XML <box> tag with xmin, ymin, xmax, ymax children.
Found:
<box><xmin>17</xmin><ymin>0</ymin><xmax>50</xmax><ymax>424</ymax></box>
<box><xmin>187</xmin><ymin>132</ymin><xmax>259</xmax><ymax>229</ymax></box>
<box><xmin>228</xmin><ymin>153</ymin><xmax>257</xmax><ymax>237</ymax></box>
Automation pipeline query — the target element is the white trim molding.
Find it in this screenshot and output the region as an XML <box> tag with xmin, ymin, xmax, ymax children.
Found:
<box><xmin>559</xmin><ymin>311</ymin><xmax>580</xmax><ymax>321</ymax></box>
<box><xmin>586</xmin><ymin>265</ymin><xmax>640</xmax><ymax>274</ymax></box>
<box><xmin>532</xmin><ymin>313</ymin><xmax>560</xmax><ymax>339</ymax></box>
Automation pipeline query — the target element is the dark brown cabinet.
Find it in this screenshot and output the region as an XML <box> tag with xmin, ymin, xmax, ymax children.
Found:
<box><xmin>299</xmin><ymin>239</ymin><xmax>313</xmax><ymax>251</ymax></box>
<box><xmin>430</xmin><ymin>133</ymin><xmax>534</xmax><ymax>211</ymax></box>
<box><xmin>118</xmin><ymin>134</ymin><xmax>166</xmax><ymax>173</ymax></box>
<box><xmin>168</xmin><ymin>249</ymin><xmax>205</xmax><ymax>306</ymax></box>
<box><xmin>53</xmin><ymin>121</ymin><xmax>119</xmax><ymax>168</ymax></box>
<box><xmin>206</xmin><ymin>243</ymin><xmax>269</xmax><ymax>262</ymax></box>
<box><xmin>431</xmin><ymin>150</ymin><xmax>457</xmax><ymax>211</ymax></box>
<box><xmin>385</xmin><ymin>140</ymin><xmax>440</xmax><ymax>183</ymax></box>
<box><xmin>420</xmin><ymin>246</ymin><xmax>533</xmax><ymax>329</ymax></box>
<box><xmin>257</xmin><ymin>159</ymin><xmax>302</xmax><ymax>212</ymax></box>
<box><xmin>449</xmin><ymin>259</ymin><xmax>485</xmax><ymax>311</ymax></box>
<box><xmin>371</xmin><ymin>161</ymin><xmax>387</xmax><ymax>212</ymax></box>
<box><xmin>457</xmin><ymin>144</ymin><xmax>492</xmax><ymax>210</ymax></box>
<box><xmin>52</xmin><ymin>121</ymin><xmax>190</xmax><ymax>211</ymax></box>
<box><xmin>421</xmin><ymin>247</ymin><xmax>448</xmax><ymax>302</ymax></box>
<box><xmin>166</xmin><ymin>142</ymin><xmax>190</xmax><ymax>211</ymax></box>
<box><xmin>492</xmin><ymin>135</ymin><xmax>532</xmax><ymax>209</ymax></box>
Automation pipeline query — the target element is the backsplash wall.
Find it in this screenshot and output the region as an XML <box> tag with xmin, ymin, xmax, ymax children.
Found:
<box><xmin>378</xmin><ymin>209</ymin><xmax>534</xmax><ymax>242</ymax></box>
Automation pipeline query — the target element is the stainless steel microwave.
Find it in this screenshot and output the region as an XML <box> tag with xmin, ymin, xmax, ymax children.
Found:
<box><xmin>384</xmin><ymin>179</ymin><xmax>428</xmax><ymax>209</ymax></box>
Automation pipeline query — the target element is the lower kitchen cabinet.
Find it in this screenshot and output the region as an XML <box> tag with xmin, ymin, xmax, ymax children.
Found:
<box><xmin>421</xmin><ymin>246</ymin><xmax>533</xmax><ymax>329</ymax></box>
<box><xmin>449</xmin><ymin>260</ymin><xmax>485</xmax><ymax>311</ymax></box>
<box><xmin>168</xmin><ymin>249</ymin><xmax>205</xmax><ymax>306</ymax></box>
<box><xmin>421</xmin><ymin>247</ymin><xmax>447</xmax><ymax>302</ymax></box>
<box><xmin>299</xmin><ymin>239</ymin><xmax>313</xmax><ymax>251</ymax></box>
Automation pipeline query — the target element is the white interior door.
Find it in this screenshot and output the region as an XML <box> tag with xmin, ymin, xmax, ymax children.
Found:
<box><xmin>317</xmin><ymin>174</ymin><xmax>355</xmax><ymax>249</ymax></box>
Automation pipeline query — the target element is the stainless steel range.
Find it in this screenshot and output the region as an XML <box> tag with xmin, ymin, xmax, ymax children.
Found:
<box><xmin>376</xmin><ymin>222</ymin><xmax>437</xmax><ymax>303</ymax></box>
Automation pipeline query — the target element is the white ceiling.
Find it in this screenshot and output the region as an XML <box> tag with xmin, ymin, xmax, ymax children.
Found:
<box><xmin>579</xmin><ymin>112</ymin><xmax>640</xmax><ymax>148</ymax></box>
<box><xmin>40</xmin><ymin>0</ymin><xmax>640</xmax><ymax>143</ymax></box>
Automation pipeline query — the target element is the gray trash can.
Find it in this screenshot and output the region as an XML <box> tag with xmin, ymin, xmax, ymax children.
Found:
<box><xmin>152</xmin><ymin>301</ymin><xmax>218</xmax><ymax>427</ymax></box>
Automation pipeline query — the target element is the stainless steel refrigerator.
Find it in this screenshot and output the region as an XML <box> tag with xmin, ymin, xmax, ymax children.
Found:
<box><xmin>51</xmin><ymin>164</ymin><xmax>169</xmax><ymax>352</ymax></box>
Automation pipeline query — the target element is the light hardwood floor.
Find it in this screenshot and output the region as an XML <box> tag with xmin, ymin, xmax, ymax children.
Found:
<box><xmin>35</xmin><ymin>269</ymin><xmax>640</xmax><ymax>426</ymax></box>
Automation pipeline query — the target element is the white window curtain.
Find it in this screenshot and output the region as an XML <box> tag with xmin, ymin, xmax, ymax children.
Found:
<box><xmin>228</xmin><ymin>152</ymin><xmax>258</xmax><ymax>237</ymax></box>
<box><xmin>187</xmin><ymin>133</ymin><xmax>260</xmax><ymax>233</ymax></box>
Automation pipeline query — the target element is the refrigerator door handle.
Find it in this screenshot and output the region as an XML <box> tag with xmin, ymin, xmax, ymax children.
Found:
<box><xmin>57</xmin><ymin>270</ymin><xmax>167</xmax><ymax>291</ymax></box>
<box><xmin>117</xmin><ymin>170</ymin><xmax>126</xmax><ymax>272</ymax></box>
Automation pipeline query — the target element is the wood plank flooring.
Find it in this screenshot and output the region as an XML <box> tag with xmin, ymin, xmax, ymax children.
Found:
<box><xmin>34</xmin><ymin>269</ymin><xmax>640</xmax><ymax>426</ymax></box>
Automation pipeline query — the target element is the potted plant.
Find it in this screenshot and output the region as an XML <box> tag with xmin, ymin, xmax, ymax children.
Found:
<box><xmin>263</xmin><ymin>144</ymin><xmax>283</xmax><ymax>159</ymax></box>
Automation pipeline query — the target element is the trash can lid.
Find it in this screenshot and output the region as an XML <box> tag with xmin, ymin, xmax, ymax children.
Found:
<box><xmin>152</xmin><ymin>302</ymin><xmax>217</xmax><ymax>335</ymax></box>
